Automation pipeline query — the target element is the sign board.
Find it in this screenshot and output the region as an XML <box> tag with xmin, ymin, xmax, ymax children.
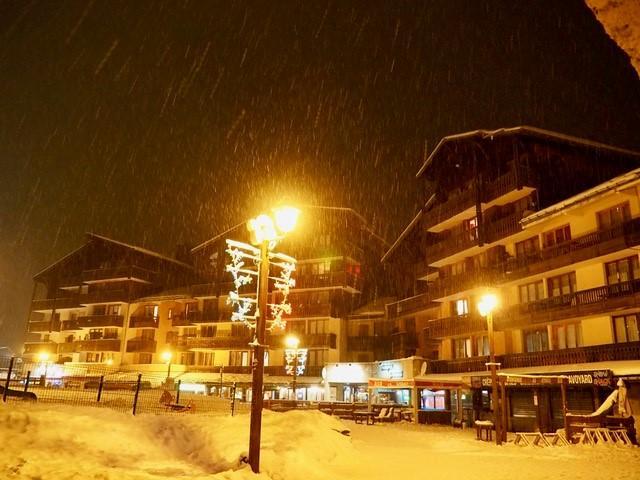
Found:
<box><xmin>378</xmin><ymin>361</ymin><xmax>404</xmax><ymax>379</ymax></box>
<box><xmin>471</xmin><ymin>370</ymin><xmax>613</xmax><ymax>388</ymax></box>
<box><xmin>565</xmin><ymin>370</ymin><xmax>612</xmax><ymax>387</ymax></box>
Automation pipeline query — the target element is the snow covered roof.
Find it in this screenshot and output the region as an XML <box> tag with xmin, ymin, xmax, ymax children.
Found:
<box><xmin>34</xmin><ymin>233</ymin><xmax>192</xmax><ymax>279</ymax></box>
<box><xmin>521</xmin><ymin>167</ymin><xmax>640</xmax><ymax>228</ymax></box>
<box><xmin>416</xmin><ymin>125</ymin><xmax>640</xmax><ymax>178</ymax></box>
<box><xmin>381</xmin><ymin>210</ymin><xmax>423</xmax><ymax>263</ymax></box>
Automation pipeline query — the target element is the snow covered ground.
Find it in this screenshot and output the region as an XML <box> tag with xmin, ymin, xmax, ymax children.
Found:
<box><xmin>1</xmin><ymin>402</ymin><xmax>639</xmax><ymax>480</ymax></box>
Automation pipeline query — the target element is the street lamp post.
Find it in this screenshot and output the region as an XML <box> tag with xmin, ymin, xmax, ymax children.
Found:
<box><xmin>243</xmin><ymin>206</ymin><xmax>299</xmax><ymax>474</ymax></box>
<box><xmin>161</xmin><ymin>351</ymin><xmax>172</xmax><ymax>384</ymax></box>
<box><xmin>478</xmin><ymin>293</ymin><xmax>501</xmax><ymax>446</ymax></box>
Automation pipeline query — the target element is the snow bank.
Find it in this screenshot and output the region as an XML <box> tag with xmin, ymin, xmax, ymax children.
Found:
<box><xmin>0</xmin><ymin>403</ymin><xmax>352</xmax><ymax>479</ymax></box>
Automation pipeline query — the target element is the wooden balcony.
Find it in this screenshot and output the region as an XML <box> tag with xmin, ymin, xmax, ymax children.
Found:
<box><xmin>82</xmin><ymin>265</ymin><xmax>155</xmax><ymax>284</ymax></box>
<box><xmin>269</xmin><ymin>333</ymin><xmax>337</xmax><ymax>349</ymax></box>
<box><xmin>426</xmin><ymin>342</ymin><xmax>640</xmax><ymax>374</ymax></box>
<box><xmin>129</xmin><ymin>316</ymin><xmax>159</xmax><ymax>328</ymax></box>
<box><xmin>390</xmin><ymin>331</ymin><xmax>418</xmax><ymax>358</ymax></box>
<box><xmin>80</xmin><ymin>290</ymin><xmax>129</xmax><ymax>305</ymax></box>
<box><xmin>422</xmin><ymin>165</ymin><xmax>536</xmax><ymax>232</ymax></box>
<box><xmin>168</xmin><ymin>335</ymin><xmax>252</xmax><ymax>350</ymax></box>
<box><xmin>27</xmin><ymin>320</ymin><xmax>61</xmax><ymax>333</ymax></box>
<box><xmin>23</xmin><ymin>342</ymin><xmax>58</xmax><ymax>355</ymax></box>
<box><xmin>386</xmin><ymin>293</ymin><xmax>433</xmax><ymax>319</ymax></box>
<box><xmin>347</xmin><ymin>335</ymin><xmax>391</xmax><ymax>351</ymax></box>
<box><xmin>502</xmin><ymin>218</ymin><xmax>640</xmax><ymax>281</ymax></box>
<box><xmin>31</xmin><ymin>297</ymin><xmax>80</xmax><ymax>311</ymax></box>
<box><xmin>288</xmin><ymin>302</ymin><xmax>332</xmax><ymax>318</ymax></box>
<box><xmin>295</xmin><ymin>272</ymin><xmax>363</xmax><ymax>292</ymax></box>
<box><xmin>126</xmin><ymin>338</ymin><xmax>157</xmax><ymax>353</ymax></box>
<box><xmin>62</xmin><ymin>314</ymin><xmax>124</xmax><ymax>330</ymax></box>
<box><xmin>425</xmin><ymin>314</ymin><xmax>487</xmax><ymax>339</ymax></box>
<box><xmin>73</xmin><ymin>338</ymin><xmax>121</xmax><ymax>352</ymax></box>
<box><xmin>428</xmin><ymin>269</ymin><xmax>500</xmax><ymax>300</ymax></box>
<box><xmin>426</xmin><ymin>228</ymin><xmax>479</xmax><ymax>263</ymax></box>
<box><xmin>502</xmin><ymin>341</ymin><xmax>640</xmax><ymax>369</ymax></box>
<box><xmin>496</xmin><ymin>278</ymin><xmax>640</xmax><ymax>330</ymax></box>
<box><xmin>484</xmin><ymin>211</ymin><xmax>523</xmax><ymax>243</ymax></box>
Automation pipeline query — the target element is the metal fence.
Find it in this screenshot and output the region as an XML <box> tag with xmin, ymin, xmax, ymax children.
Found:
<box><xmin>0</xmin><ymin>356</ymin><xmax>249</xmax><ymax>416</ymax></box>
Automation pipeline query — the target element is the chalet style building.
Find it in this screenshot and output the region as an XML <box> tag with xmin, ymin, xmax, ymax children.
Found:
<box><xmin>22</xmin><ymin>126</ymin><xmax>640</xmax><ymax>423</ymax></box>
<box><xmin>24</xmin><ymin>208</ymin><xmax>388</xmax><ymax>401</ymax></box>
<box><xmin>381</xmin><ymin>126</ymin><xmax>640</xmax><ymax>431</ymax></box>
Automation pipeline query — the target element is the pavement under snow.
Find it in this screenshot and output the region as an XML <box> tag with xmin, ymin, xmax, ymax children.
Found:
<box><xmin>1</xmin><ymin>403</ymin><xmax>639</xmax><ymax>480</ymax></box>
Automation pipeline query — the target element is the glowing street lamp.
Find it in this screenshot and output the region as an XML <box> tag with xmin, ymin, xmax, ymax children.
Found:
<box><xmin>244</xmin><ymin>206</ymin><xmax>299</xmax><ymax>474</ymax></box>
<box><xmin>37</xmin><ymin>352</ymin><xmax>50</xmax><ymax>386</ymax></box>
<box><xmin>477</xmin><ymin>292</ymin><xmax>502</xmax><ymax>446</ymax></box>
<box><xmin>161</xmin><ymin>350</ymin><xmax>173</xmax><ymax>380</ymax></box>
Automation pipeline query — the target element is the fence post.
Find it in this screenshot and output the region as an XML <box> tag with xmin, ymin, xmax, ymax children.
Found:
<box><xmin>23</xmin><ymin>371</ymin><xmax>31</xmax><ymax>393</ymax></box>
<box><xmin>132</xmin><ymin>374</ymin><xmax>142</xmax><ymax>416</ymax></box>
<box><xmin>230</xmin><ymin>382</ymin><xmax>237</xmax><ymax>416</ymax></box>
<box><xmin>97</xmin><ymin>375</ymin><xmax>104</xmax><ymax>402</ymax></box>
<box><xmin>3</xmin><ymin>357</ymin><xmax>15</xmax><ymax>402</ymax></box>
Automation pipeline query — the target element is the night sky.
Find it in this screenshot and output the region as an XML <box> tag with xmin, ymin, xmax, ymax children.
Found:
<box><xmin>1</xmin><ymin>0</ymin><xmax>640</xmax><ymax>351</ymax></box>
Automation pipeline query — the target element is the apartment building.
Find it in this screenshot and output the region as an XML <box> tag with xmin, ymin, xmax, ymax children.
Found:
<box><xmin>24</xmin><ymin>208</ymin><xmax>388</xmax><ymax>401</ymax></box>
<box><xmin>382</xmin><ymin>126</ymin><xmax>640</xmax><ymax>430</ymax></box>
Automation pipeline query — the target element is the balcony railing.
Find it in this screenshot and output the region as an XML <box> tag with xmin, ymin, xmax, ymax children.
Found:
<box><xmin>425</xmin><ymin>314</ymin><xmax>487</xmax><ymax>339</ymax></box>
<box><xmin>387</xmin><ymin>293</ymin><xmax>433</xmax><ymax>319</ymax></box>
<box><xmin>427</xmin><ymin>228</ymin><xmax>479</xmax><ymax>263</ymax></box>
<box><xmin>496</xmin><ymin>278</ymin><xmax>640</xmax><ymax>329</ymax></box>
<box><xmin>72</xmin><ymin>338</ymin><xmax>121</xmax><ymax>352</ymax></box>
<box><xmin>390</xmin><ymin>331</ymin><xmax>418</xmax><ymax>358</ymax></box>
<box><xmin>426</xmin><ymin>342</ymin><xmax>640</xmax><ymax>374</ymax></box>
<box><xmin>295</xmin><ymin>272</ymin><xmax>363</xmax><ymax>292</ymax></box>
<box><xmin>288</xmin><ymin>303</ymin><xmax>333</xmax><ymax>318</ymax></box>
<box><xmin>23</xmin><ymin>342</ymin><xmax>58</xmax><ymax>355</ymax></box>
<box><xmin>80</xmin><ymin>290</ymin><xmax>129</xmax><ymax>305</ymax></box>
<box><xmin>82</xmin><ymin>265</ymin><xmax>155</xmax><ymax>284</ymax></box>
<box><xmin>126</xmin><ymin>338</ymin><xmax>157</xmax><ymax>353</ymax></box>
<box><xmin>422</xmin><ymin>165</ymin><xmax>536</xmax><ymax>231</ymax></box>
<box><xmin>27</xmin><ymin>320</ymin><xmax>61</xmax><ymax>333</ymax></box>
<box><xmin>269</xmin><ymin>333</ymin><xmax>337</xmax><ymax>349</ymax></box>
<box><xmin>129</xmin><ymin>316</ymin><xmax>159</xmax><ymax>328</ymax></box>
<box><xmin>484</xmin><ymin>211</ymin><xmax>523</xmax><ymax>243</ymax></box>
<box><xmin>171</xmin><ymin>314</ymin><xmax>192</xmax><ymax>327</ymax></box>
<box><xmin>62</xmin><ymin>315</ymin><xmax>124</xmax><ymax>330</ymax></box>
<box><xmin>168</xmin><ymin>335</ymin><xmax>253</xmax><ymax>350</ymax></box>
<box><xmin>347</xmin><ymin>335</ymin><xmax>391</xmax><ymax>351</ymax></box>
<box><xmin>31</xmin><ymin>297</ymin><xmax>80</xmax><ymax>311</ymax></box>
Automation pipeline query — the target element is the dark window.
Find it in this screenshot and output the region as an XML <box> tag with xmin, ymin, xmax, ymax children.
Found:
<box><xmin>543</xmin><ymin>225</ymin><xmax>571</xmax><ymax>248</ymax></box>
<box><xmin>597</xmin><ymin>202</ymin><xmax>631</xmax><ymax>230</ymax></box>
<box><xmin>525</xmin><ymin>328</ymin><xmax>549</xmax><ymax>352</ymax></box>
<box><xmin>515</xmin><ymin>236</ymin><xmax>540</xmax><ymax>258</ymax></box>
<box><xmin>547</xmin><ymin>272</ymin><xmax>576</xmax><ymax>297</ymax></box>
<box><xmin>605</xmin><ymin>256</ymin><xmax>640</xmax><ymax>285</ymax></box>
<box><xmin>519</xmin><ymin>281</ymin><xmax>545</xmax><ymax>304</ymax></box>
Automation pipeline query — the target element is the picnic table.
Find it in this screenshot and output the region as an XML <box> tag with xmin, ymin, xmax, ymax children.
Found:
<box><xmin>353</xmin><ymin>410</ymin><xmax>377</xmax><ymax>425</ymax></box>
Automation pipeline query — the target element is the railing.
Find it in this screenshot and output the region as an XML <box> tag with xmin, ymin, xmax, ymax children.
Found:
<box><xmin>126</xmin><ymin>338</ymin><xmax>157</xmax><ymax>353</ymax></box>
<box><xmin>62</xmin><ymin>315</ymin><xmax>124</xmax><ymax>330</ymax></box>
<box><xmin>171</xmin><ymin>314</ymin><xmax>192</xmax><ymax>327</ymax></box>
<box><xmin>73</xmin><ymin>338</ymin><xmax>121</xmax><ymax>352</ymax></box>
<box><xmin>295</xmin><ymin>272</ymin><xmax>363</xmax><ymax>291</ymax></box>
<box><xmin>425</xmin><ymin>314</ymin><xmax>487</xmax><ymax>339</ymax></box>
<box><xmin>129</xmin><ymin>316</ymin><xmax>159</xmax><ymax>328</ymax></box>
<box><xmin>288</xmin><ymin>303</ymin><xmax>333</xmax><ymax>318</ymax></box>
<box><xmin>269</xmin><ymin>333</ymin><xmax>337</xmax><ymax>349</ymax></box>
<box><xmin>80</xmin><ymin>290</ymin><xmax>129</xmax><ymax>304</ymax></box>
<box><xmin>426</xmin><ymin>342</ymin><xmax>640</xmax><ymax>373</ymax></box>
<box><xmin>167</xmin><ymin>335</ymin><xmax>253</xmax><ymax>349</ymax></box>
<box><xmin>23</xmin><ymin>342</ymin><xmax>58</xmax><ymax>355</ymax></box>
<box><xmin>428</xmin><ymin>269</ymin><xmax>500</xmax><ymax>300</ymax></box>
<box><xmin>426</xmin><ymin>228</ymin><xmax>479</xmax><ymax>263</ymax></box>
<box><xmin>496</xmin><ymin>278</ymin><xmax>640</xmax><ymax>329</ymax></box>
<box><xmin>27</xmin><ymin>320</ymin><xmax>61</xmax><ymax>333</ymax></box>
<box><xmin>386</xmin><ymin>293</ymin><xmax>432</xmax><ymax>319</ymax></box>
<box><xmin>428</xmin><ymin>356</ymin><xmax>495</xmax><ymax>374</ymax></box>
<box><xmin>483</xmin><ymin>165</ymin><xmax>536</xmax><ymax>202</ymax></box>
<box><xmin>347</xmin><ymin>335</ymin><xmax>391</xmax><ymax>351</ymax></box>
<box><xmin>484</xmin><ymin>211</ymin><xmax>523</xmax><ymax>243</ymax></box>
<box><xmin>82</xmin><ymin>265</ymin><xmax>155</xmax><ymax>283</ymax></box>
<box><xmin>31</xmin><ymin>297</ymin><xmax>80</xmax><ymax>311</ymax></box>
<box><xmin>390</xmin><ymin>331</ymin><xmax>418</xmax><ymax>358</ymax></box>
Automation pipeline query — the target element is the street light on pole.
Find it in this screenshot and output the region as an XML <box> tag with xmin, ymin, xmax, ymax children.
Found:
<box><xmin>244</xmin><ymin>206</ymin><xmax>299</xmax><ymax>474</ymax></box>
<box><xmin>161</xmin><ymin>350</ymin><xmax>173</xmax><ymax>382</ymax></box>
<box><xmin>285</xmin><ymin>335</ymin><xmax>300</xmax><ymax>400</ymax></box>
<box><xmin>478</xmin><ymin>292</ymin><xmax>501</xmax><ymax>446</ymax></box>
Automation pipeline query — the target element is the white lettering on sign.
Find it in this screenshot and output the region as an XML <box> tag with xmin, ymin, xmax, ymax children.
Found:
<box><xmin>568</xmin><ymin>374</ymin><xmax>593</xmax><ymax>385</ymax></box>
